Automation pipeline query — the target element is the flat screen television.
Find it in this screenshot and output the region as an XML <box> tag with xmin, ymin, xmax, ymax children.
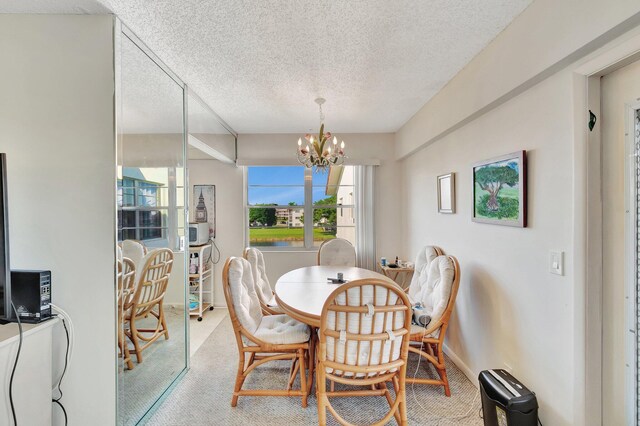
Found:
<box><xmin>0</xmin><ymin>153</ymin><xmax>11</xmax><ymax>322</ymax></box>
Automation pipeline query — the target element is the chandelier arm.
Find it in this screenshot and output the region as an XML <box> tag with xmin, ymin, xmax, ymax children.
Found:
<box><xmin>296</xmin><ymin>98</ymin><xmax>345</xmax><ymax>172</ymax></box>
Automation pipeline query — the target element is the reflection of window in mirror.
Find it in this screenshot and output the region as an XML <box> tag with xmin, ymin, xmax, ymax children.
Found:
<box><xmin>117</xmin><ymin>166</ymin><xmax>184</xmax><ymax>250</ymax></box>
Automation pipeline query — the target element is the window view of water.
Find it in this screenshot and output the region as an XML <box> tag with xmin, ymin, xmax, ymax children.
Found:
<box><xmin>250</xmin><ymin>240</ymin><xmax>305</xmax><ymax>247</ymax></box>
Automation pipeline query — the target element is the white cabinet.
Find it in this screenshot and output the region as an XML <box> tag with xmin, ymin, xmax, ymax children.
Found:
<box><xmin>0</xmin><ymin>319</ymin><xmax>58</xmax><ymax>426</ymax></box>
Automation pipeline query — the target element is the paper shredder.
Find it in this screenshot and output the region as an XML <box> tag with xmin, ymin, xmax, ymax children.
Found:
<box><xmin>479</xmin><ymin>369</ymin><xmax>538</xmax><ymax>426</ymax></box>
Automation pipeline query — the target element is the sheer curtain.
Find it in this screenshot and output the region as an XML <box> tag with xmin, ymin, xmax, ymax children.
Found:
<box><xmin>355</xmin><ymin>165</ymin><xmax>376</xmax><ymax>270</ymax></box>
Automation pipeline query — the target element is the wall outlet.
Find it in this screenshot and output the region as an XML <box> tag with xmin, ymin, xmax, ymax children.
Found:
<box><xmin>549</xmin><ymin>250</ymin><xmax>564</xmax><ymax>275</ymax></box>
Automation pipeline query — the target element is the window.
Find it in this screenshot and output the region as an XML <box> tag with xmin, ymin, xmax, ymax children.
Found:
<box><xmin>247</xmin><ymin>165</ymin><xmax>355</xmax><ymax>249</ymax></box>
<box><xmin>117</xmin><ymin>167</ymin><xmax>185</xmax><ymax>249</ymax></box>
<box><xmin>118</xmin><ymin>177</ymin><xmax>165</xmax><ymax>241</ymax></box>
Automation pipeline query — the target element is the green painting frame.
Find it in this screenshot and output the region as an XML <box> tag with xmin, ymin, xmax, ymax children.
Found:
<box><xmin>472</xmin><ymin>150</ymin><xmax>527</xmax><ymax>227</ymax></box>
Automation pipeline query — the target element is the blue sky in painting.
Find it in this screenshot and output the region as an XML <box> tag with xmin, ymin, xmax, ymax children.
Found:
<box><xmin>248</xmin><ymin>166</ymin><xmax>331</xmax><ymax>205</ymax></box>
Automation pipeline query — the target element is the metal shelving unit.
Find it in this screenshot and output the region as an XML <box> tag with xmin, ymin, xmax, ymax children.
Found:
<box><xmin>188</xmin><ymin>243</ymin><xmax>214</xmax><ymax>321</ymax></box>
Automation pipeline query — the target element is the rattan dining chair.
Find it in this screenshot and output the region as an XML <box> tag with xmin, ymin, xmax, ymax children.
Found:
<box><xmin>317</xmin><ymin>238</ymin><xmax>356</xmax><ymax>267</ymax></box>
<box><xmin>124</xmin><ymin>248</ymin><xmax>173</xmax><ymax>364</ymax></box>
<box><xmin>243</xmin><ymin>247</ymin><xmax>283</xmax><ymax>315</ymax></box>
<box><xmin>406</xmin><ymin>255</ymin><xmax>460</xmax><ymax>396</ymax></box>
<box><xmin>223</xmin><ymin>257</ymin><xmax>311</xmax><ymax>407</ymax></box>
<box><xmin>317</xmin><ymin>279</ymin><xmax>412</xmax><ymax>426</ymax></box>
<box><xmin>117</xmin><ymin>258</ymin><xmax>136</xmax><ymax>370</ymax></box>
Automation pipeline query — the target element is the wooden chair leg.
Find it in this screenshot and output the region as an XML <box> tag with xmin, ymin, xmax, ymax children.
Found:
<box><xmin>287</xmin><ymin>358</ymin><xmax>300</xmax><ymax>390</ymax></box>
<box><xmin>124</xmin><ymin>347</ymin><xmax>134</xmax><ymax>370</ymax></box>
<box><xmin>119</xmin><ymin>328</ymin><xmax>134</xmax><ymax>370</ymax></box>
<box><xmin>397</xmin><ymin>374</ymin><xmax>408</xmax><ymax>425</ymax></box>
<box><xmin>383</xmin><ymin>379</ymin><xmax>401</xmax><ymax>425</ymax></box>
<box><xmin>159</xmin><ymin>302</ymin><xmax>169</xmax><ymax>340</ymax></box>
<box><xmin>129</xmin><ymin>316</ymin><xmax>143</xmax><ymax>364</ymax></box>
<box><xmin>317</xmin><ymin>368</ymin><xmax>327</xmax><ymax>426</ymax></box>
<box><xmin>435</xmin><ymin>342</ymin><xmax>451</xmax><ymax>397</ymax></box>
<box><xmin>298</xmin><ymin>348</ymin><xmax>308</xmax><ymax>408</ymax></box>
<box><xmin>231</xmin><ymin>351</ymin><xmax>247</xmax><ymax>407</ymax></box>
<box><xmin>307</xmin><ymin>332</ymin><xmax>316</xmax><ymax>394</ymax></box>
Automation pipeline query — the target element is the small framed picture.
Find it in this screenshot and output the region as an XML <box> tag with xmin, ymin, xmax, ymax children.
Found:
<box><xmin>472</xmin><ymin>151</ymin><xmax>527</xmax><ymax>227</ymax></box>
<box><xmin>437</xmin><ymin>173</ymin><xmax>455</xmax><ymax>214</ymax></box>
<box><xmin>193</xmin><ymin>185</ymin><xmax>216</xmax><ymax>238</ymax></box>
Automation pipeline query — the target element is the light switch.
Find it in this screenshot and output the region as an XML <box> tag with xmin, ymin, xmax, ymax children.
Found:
<box><xmin>549</xmin><ymin>250</ymin><xmax>564</xmax><ymax>275</ymax></box>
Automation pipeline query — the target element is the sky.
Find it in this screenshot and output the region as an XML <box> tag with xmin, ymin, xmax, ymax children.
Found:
<box><xmin>248</xmin><ymin>166</ymin><xmax>340</xmax><ymax>205</ymax></box>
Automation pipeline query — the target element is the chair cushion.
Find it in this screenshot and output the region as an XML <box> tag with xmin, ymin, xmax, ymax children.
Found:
<box><xmin>122</xmin><ymin>240</ymin><xmax>145</xmax><ymax>263</ymax></box>
<box><xmin>407</xmin><ymin>246</ymin><xmax>439</xmax><ymax>305</ymax></box>
<box><xmin>265</xmin><ymin>295</ymin><xmax>284</xmax><ymax>313</ymax></box>
<box><xmin>247</xmin><ymin>314</ymin><xmax>310</xmax><ymax>346</ymax></box>
<box><xmin>227</xmin><ymin>258</ymin><xmax>263</xmax><ymax>335</ymax></box>
<box><xmin>318</xmin><ymin>238</ymin><xmax>356</xmax><ymax>267</ymax></box>
<box><xmin>418</xmin><ymin>256</ymin><xmax>455</xmax><ymax>325</ymax></box>
<box><xmin>245</xmin><ymin>248</ymin><xmax>274</xmax><ymax>307</ymax></box>
<box><xmin>324</xmin><ymin>284</ymin><xmax>406</xmax><ymax>377</ymax></box>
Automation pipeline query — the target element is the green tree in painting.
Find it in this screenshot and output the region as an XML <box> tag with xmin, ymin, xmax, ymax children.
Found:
<box><xmin>249</xmin><ymin>204</ymin><xmax>277</xmax><ymax>226</ymax></box>
<box><xmin>475</xmin><ymin>165</ymin><xmax>518</xmax><ymax>212</ymax></box>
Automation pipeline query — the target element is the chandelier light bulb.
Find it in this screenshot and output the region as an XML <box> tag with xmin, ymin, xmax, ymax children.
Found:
<box><xmin>341</xmin><ymin>140</ymin><xmax>345</xmax><ymax>149</ymax></box>
<box><xmin>333</xmin><ymin>136</ymin><xmax>337</xmax><ymax>145</ymax></box>
<box><xmin>298</xmin><ymin>138</ymin><xmax>302</xmax><ymax>147</ymax></box>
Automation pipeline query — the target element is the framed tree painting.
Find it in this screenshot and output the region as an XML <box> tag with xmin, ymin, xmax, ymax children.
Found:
<box><xmin>472</xmin><ymin>151</ymin><xmax>527</xmax><ymax>227</ymax></box>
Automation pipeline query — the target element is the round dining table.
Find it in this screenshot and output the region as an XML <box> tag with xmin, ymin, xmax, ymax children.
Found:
<box><xmin>274</xmin><ymin>265</ymin><xmax>395</xmax><ymax>328</ymax></box>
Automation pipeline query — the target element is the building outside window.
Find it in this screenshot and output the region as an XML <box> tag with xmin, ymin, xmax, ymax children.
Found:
<box><xmin>246</xmin><ymin>165</ymin><xmax>355</xmax><ymax>249</ymax></box>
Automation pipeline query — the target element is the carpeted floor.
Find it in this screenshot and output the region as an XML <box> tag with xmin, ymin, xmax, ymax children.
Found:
<box><xmin>146</xmin><ymin>314</ymin><xmax>483</xmax><ymax>425</ymax></box>
<box><xmin>120</xmin><ymin>308</ymin><xmax>187</xmax><ymax>425</ymax></box>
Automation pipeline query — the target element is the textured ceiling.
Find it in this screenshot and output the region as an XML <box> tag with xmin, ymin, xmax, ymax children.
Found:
<box><xmin>1</xmin><ymin>0</ymin><xmax>532</xmax><ymax>133</ymax></box>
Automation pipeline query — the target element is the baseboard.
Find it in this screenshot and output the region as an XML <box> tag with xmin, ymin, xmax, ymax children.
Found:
<box><xmin>443</xmin><ymin>342</ymin><xmax>479</xmax><ymax>389</ymax></box>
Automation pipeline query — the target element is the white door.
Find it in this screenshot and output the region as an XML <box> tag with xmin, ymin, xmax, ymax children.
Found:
<box><xmin>601</xmin><ymin>59</ymin><xmax>640</xmax><ymax>425</ymax></box>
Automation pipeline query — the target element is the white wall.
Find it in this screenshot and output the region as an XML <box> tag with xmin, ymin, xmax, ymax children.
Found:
<box><xmin>401</xmin><ymin>69</ymin><xmax>574</xmax><ymax>425</ymax></box>
<box><xmin>396</xmin><ymin>3</ymin><xmax>640</xmax><ymax>426</ymax></box>
<box><xmin>0</xmin><ymin>15</ymin><xmax>116</xmax><ymax>426</ymax></box>
<box><xmin>188</xmin><ymin>160</ymin><xmax>244</xmax><ymax>306</ymax></box>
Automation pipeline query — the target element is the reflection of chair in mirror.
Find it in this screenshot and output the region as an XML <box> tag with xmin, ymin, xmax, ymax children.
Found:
<box><xmin>121</xmin><ymin>239</ymin><xmax>148</xmax><ymax>273</ymax></box>
<box><xmin>406</xmin><ymin>255</ymin><xmax>460</xmax><ymax>396</ymax></box>
<box><xmin>317</xmin><ymin>238</ymin><xmax>356</xmax><ymax>267</ymax></box>
<box><xmin>223</xmin><ymin>257</ymin><xmax>311</xmax><ymax>408</ymax></box>
<box><xmin>243</xmin><ymin>247</ymin><xmax>283</xmax><ymax>315</ymax></box>
<box><xmin>316</xmin><ymin>279</ymin><xmax>412</xmax><ymax>425</ymax></box>
<box><xmin>117</xmin><ymin>258</ymin><xmax>136</xmax><ymax>370</ymax></box>
<box><xmin>125</xmin><ymin>248</ymin><xmax>174</xmax><ymax>364</ymax></box>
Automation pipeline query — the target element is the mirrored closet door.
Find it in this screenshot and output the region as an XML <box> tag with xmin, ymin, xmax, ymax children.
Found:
<box><xmin>115</xmin><ymin>25</ymin><xmax>189</xmax><ymax>425</ymax></box>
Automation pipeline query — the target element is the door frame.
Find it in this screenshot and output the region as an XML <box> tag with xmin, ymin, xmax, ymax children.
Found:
<box><xmin>624</xmin><ymin>101</ymin><xmax>640</xmax><ymax>425</ymax></box>
<box><xmin>572</xmin><ymin>28</ymin><xmax>640</xmax><ymax>426</ymax></box>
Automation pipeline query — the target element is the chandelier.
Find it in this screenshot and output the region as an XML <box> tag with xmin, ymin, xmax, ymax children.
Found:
<box><xmin>296</xmin><ymin>97</ymin><xmax>346</xmax><ymax>172</ymax></box>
